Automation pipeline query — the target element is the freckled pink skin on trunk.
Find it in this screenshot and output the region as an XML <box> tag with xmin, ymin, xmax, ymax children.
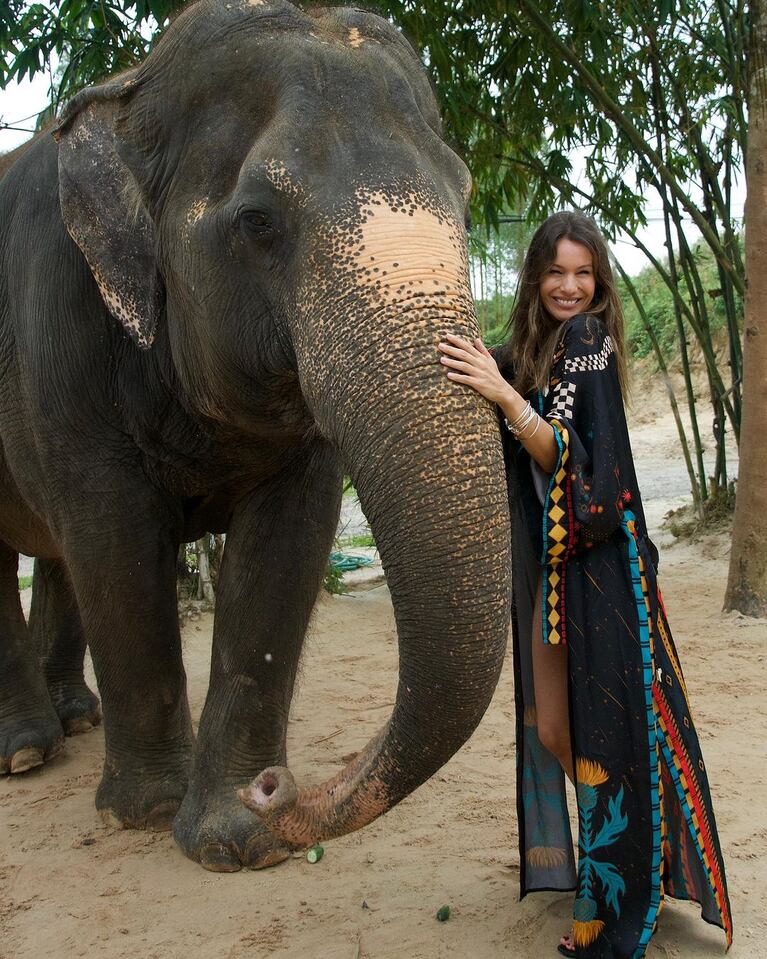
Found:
<box><xmin>237</xmin><ymin>188</ymin><xmax>510</xmax><ymax>849</ymax></box>
<box><xmin>237</xmin><ymin>730</ymin><xmax>389</xmax><ymax>848</ymax></box>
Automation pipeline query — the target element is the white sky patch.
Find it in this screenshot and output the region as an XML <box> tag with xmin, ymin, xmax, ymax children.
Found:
<box><xmin>0</xmin><ymin>72</ymin><xmax>52</xmax><ymax>152</ymax></box>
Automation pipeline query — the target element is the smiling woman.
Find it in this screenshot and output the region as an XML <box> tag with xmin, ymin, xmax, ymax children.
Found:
<box><xmin>503</xmin><ymin>213</ymin><xmax>629</xmax><ymax>403</ymax></box>
<box><xmin>538</xmin><ymin>239</ymin><xmax>595</xmax><ymax>322</ymax></box>
<box><xmin>438</xmin><ymin>211</ymin><xmax>732</xmax><ymax>959</ymax></box>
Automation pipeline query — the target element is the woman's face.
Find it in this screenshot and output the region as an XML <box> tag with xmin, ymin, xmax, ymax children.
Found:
<box><xmin>539</xmin><ymin>238</ymin><xmax>596</xmax><ymax>323</ymax></box>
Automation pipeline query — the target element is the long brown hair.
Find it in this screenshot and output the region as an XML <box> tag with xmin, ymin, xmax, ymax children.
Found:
<box><xmin>497</xmin><ymin>212</ymin><xmax>628</xmax><ymax>398</ymax></box>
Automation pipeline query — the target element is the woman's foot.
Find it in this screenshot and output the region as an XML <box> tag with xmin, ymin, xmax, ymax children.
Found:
<box><xmin>557</xmin><ymin>932</ymin><xmax>575</xmax><ymax>957</ymax></box>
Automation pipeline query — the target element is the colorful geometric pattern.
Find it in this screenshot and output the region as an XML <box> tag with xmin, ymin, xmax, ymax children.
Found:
<box><xmin>549</xmin><ymin>380</ymin><xmax>577</xmax><ymax>420</ymax></box>
<box><xmin>658</xmin><ymin>760</ymin><xmax>668</xmax><ymax>920</ymax></box>
<box><xmin>622</xmin><ymin>513</ymin><xmax>663</xmax><ymax>958</ymax></box>
<box><xmin>564</xmin><ymin>334</ymin><xmax>614</xmax><ymax>374</ymax></box>
<box><xmin>655</xmin><ymin>687</ymin><xmax>733</xmax><ymax>946</ymax></box>
<box><xmin>541</xmin><ymin>419</ymin><xmax>573</xmax><ymax>644</ymax></box>
<box><xmin>622</xmin><ymin>514</ymin><xmax>733</xmax><ymax>953</ymax></box>
<box><xmin>655</xmin><ymin>598</ymin><xmax>692</xmax><ymax>716</ymax></box>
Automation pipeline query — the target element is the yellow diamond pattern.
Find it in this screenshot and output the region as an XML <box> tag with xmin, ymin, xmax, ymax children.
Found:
<box><xmin>543</xmin><ymin>420</ymin><xmax>571</xmax><ymax>647</ymax></box>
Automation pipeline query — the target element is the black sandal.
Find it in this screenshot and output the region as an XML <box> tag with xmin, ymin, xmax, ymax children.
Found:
<box><xmin>557</xmin><ymin>936</ymin><xmax>575</xmax><ymax>957</ymax></box>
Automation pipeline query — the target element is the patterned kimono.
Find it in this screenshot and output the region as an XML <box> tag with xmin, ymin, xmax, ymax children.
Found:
<box><xmin>500</xmin><ymin>314</ymin><xmax>732</xmax><ymax>958</ymax></box>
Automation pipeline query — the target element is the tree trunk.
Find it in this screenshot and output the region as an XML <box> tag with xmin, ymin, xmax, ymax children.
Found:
<box><xmin>724</xmin><ymin>0</ymin><xmax>767</xmax><ymax>615</ymax></box>
<box><xmin>195</xmin><ymin>537</ymin><xmax>216</xmax><ymax>605</ymax></box>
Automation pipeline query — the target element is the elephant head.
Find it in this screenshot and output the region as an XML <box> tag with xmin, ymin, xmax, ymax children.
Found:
<box><xmin>54</xmin><ymin>0</ymin><xmax>511</xmax><ymax>847</ymax></box>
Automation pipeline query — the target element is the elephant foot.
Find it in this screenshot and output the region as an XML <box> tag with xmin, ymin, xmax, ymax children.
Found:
<box><xmin>0</xmin><ymin>705</ymin><xmax>65</xmax><ymax>775</ymax></box>
<box><xmin>96</xmin><ymin>749</ymin><xmax>191</xmax><ymax>831</ymax></box>
<box><xmin>47</xmin><ymin>681</ymin><xmax>102</xmax><ymax>736</ymax></box>
<box><xmin>173</xmin><ymin>781</ymin><xmax>293</xmax><ymax>872</ymax></box>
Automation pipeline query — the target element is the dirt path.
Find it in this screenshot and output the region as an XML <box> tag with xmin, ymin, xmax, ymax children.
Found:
<box><xmin>1</xmin><ymin>401</ymin><xmax>763</xmax><ymax>959</ymax></box>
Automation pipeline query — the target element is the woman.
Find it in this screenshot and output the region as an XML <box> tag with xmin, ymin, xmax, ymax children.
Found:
<box><xmin>438</xmin><ymin>212</ymin><xmax>732</xmax><ymax>958</ymax></box>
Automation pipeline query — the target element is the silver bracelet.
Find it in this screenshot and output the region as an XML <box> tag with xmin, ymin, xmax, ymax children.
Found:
<box><xmin>505</xmin><ymin>402</ymin><xmax>531</xmax><ymax>432</ymax></box>
<box><xmin>520</xmin><ymin>412</ymin><xmax>542</xmax><ymax>439</ymax></box>
<box><xmin>504</xmin><ymin>402</ymin><xmax>535</xmax><ymax>437</ymax></box>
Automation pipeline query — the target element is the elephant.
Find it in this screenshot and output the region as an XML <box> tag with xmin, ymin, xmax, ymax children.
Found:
<box><xmin>0</xmin><ymin>0</ymin><xmax>511</xmax><ymax>871</ymax></box>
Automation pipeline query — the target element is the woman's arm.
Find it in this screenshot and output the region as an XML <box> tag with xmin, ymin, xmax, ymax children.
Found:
<box><xmin>438</xmin><ymin>333</ymin><xmax>558</xmax><ymax>473</ymax></box>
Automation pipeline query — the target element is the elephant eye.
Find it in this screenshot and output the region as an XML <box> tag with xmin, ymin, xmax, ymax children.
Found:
<box><xmin>240</xmin><ymin>209</ymin><xmax>274</xmax><ymax>237</ymax></box>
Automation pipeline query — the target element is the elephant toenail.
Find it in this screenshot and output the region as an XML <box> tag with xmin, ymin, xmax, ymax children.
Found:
<box><xmin>10</xmin><ymin>747</ymin><xmax>45</xmax><ymax>774</ymax></box>
<box><xmin>99</xmin><ymin>808</ymin><xmax>126</xmax><ymax>830</ymax></box>
<box><xmin>63</xmin><ymin>717</ymin><xmax>94</xmax><ymax>736</ymax></box>
<box><xmin>244</xmin><ymin>837</ymin><xmax>290</xmax><ymax>870</ymax></box>
<box><xmin>146</xmin><ymin>801</ymin><xmax>179</xmax><ymax>832</ymax></box>
<box><xmin>44</xmin><ymin>738</ymin><xmax>64</xmax><ymax>761</ymax></box>
<box><xmin>199</xmin><ymin>843</ymin><xmax>242</xmax><ymax>873</ymax></box>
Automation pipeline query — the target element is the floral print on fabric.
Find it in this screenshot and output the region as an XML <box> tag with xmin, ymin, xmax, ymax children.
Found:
<box><xmin>573</xmin><ymin>759</ymin><xmax>628</xmax><ymax>949</ymax></box>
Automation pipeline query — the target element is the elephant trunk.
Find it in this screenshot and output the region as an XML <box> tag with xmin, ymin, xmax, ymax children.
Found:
<box><xmin>238</xmin><ymin>191</ymin><xmax>511</xmax><ymax>846</ymax></box>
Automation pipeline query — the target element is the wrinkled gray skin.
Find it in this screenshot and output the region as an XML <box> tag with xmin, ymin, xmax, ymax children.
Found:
<box><xmin>0</xmin><ymin>0</ymin><xmax>511</xmax><ymax>870</ymax></box>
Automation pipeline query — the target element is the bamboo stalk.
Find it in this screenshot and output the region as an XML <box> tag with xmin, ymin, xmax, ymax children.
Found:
<box><xmin>661</xmin><ymin>208</ymin><xmax>709</xmax><ymax>501</ymax></box>
<box><xmin>516</xmin><ymin>0</ymin><xmax>743</xmax><ymax>293</ymax></box>
<box><xmin>616</xmin><ymin>261</ymin><xmax>703</xmax><ymax>519</ymax></box>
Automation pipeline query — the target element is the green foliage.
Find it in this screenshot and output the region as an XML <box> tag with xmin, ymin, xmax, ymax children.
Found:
<box><xmin>378</xmin><ymin>1</ymin><xmax>746</xmax><ymax>440</ymax></box>
<box><xmin>17</xmin><ymin>574</ymin><xmax>32</xmax><ymax>590</ymax></box>
<box><xmin>176</xmin><ymin>541</ymin><xmax>200</xmax><ymax>600</ymax></box>
<box><xmin>470</xmin><ymin>217</ymin><xmax>532</xmax><ymax>340</ymax></box>
<box><xmin>623</xmin><ymin>271</ymin><xmax>679</xmax><ymax>360</ymax></box>
<box><xmin>176</xmin><ymin>535</ymin><xmax>222</xmax><ymax>602</ymax></box>
<box><xmin>0</xmin><ymin>0</ymin><xmax>184</xmax><ymax>110</ymax></box>
<box><xmin>621</xmin><ymin>237</ymin><xmax>744</xmax><ymax>361</ymax></box>
<box><xmin>476</xmin><ymin>299</ymin><xmax>512</xmax><ymax>344</ymax></box>
<box><xmin>323</xmin><ymin>561</ymin><xmax>347</xmax><ymax>595</ymax></box>
<box><xmin>337</xmin><ymin>532</ymin><xmax>376</xmax><ymax>548</ymax></box>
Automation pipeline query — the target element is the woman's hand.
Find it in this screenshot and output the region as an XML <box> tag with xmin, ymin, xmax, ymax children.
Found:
<box><xmin>437</xmin><ymin>333</ymin><xmax>513</xmax><ymax>406</ymax></box>
<box><xmin>439</xmin><ymin>332</ymin><xmax>559</xmax><ymax>473</ymax></box>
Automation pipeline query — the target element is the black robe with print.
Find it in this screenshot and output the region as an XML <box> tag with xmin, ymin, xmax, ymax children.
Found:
<box><xmin>500</xmin><ymin>314</ymin><xmax>732</xmax><ymax>959</ymax></box>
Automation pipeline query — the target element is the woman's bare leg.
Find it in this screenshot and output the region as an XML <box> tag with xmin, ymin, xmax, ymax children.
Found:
<box><xmin>531</xmin><ymin>575</ymin><xmax>576</xmax><ymax>953</ymax></box>
<box><xmin>531</xmin><ymin>574</ymin><xmax>574</xmax><ymax>783</ymax></box>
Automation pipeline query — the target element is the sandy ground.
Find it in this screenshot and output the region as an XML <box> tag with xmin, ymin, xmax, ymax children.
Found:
<box><xmin>2</xmin><ymin>391</ymin><xmax>765</xmax><ymax>959</ymax></box>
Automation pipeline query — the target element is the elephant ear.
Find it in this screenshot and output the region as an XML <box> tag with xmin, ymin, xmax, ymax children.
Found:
<box><xmin>54</xmin><ymin>72</ymin><xmax>162</xmax><ymax>349</ymax></box>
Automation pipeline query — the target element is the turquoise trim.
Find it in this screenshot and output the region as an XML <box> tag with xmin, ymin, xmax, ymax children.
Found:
<box><xmin>622</xmin><ymin>512</ymin><xmax>662</xmax><ymax>958</ymax></box>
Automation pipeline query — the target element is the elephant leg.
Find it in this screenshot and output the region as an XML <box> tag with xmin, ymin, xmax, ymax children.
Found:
<box><xmin>173</xmin><ymin>444</ymin><xmax>342</xmax><ymax>871</ymax></box>
<box><xmin>29</xmin><ymin>557</ymin><xmax>101</xmax><ymax>735</ymax></box>
<box><xmin>65</xmin><ymin>507</ymin><xmax>194</xmax><ymax>830</ymax></box>
<box><xmin>0</xmin><ymin>541</ymin><xmax>64</xmax><ymax>773</ymax></box>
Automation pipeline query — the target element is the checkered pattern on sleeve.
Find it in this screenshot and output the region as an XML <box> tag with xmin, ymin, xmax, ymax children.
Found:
<box><xmin>564</xmin><ymin>334</ymin><xmax>614</xmax><ymax>374</ymax></box>
<box><xmin>549</xmin><ymin>380</ymin><xmax>577</xmax><ymax>420</ymax></box>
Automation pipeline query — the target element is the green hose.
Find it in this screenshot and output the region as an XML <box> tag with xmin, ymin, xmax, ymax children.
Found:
<box><xmin>328</xmin><ymin>551</ymin><xmax>374</xmax><ymax>571</ymax></box>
